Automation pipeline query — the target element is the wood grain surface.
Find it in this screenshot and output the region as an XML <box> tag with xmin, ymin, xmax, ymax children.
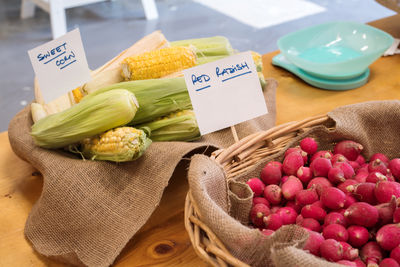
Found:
<box><xmin>0</xmin><ymin>14</ymin><xmax>399</xmax><ymax>267</ymax></box>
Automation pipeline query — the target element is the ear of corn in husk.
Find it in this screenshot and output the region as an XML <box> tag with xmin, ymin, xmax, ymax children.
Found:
<box><xmin>31</xmin><ymin>103</ymin><xmax>48</xmax><ymax>123</ymax></box>
<box><xmin>170</xmin><ymin>36</ymin><xmax>234</xmax><ymax>57</ymax></box>
<box><xmin>84</xmin><ymin>77</ymin><xmax>192</xmax><ymax>125</ymax></box>
<box><xmin>138</xmin><ymin>109</ymin><xmax>200</xmax><ymax>142</ymax></box>
<box><xmin>31</xmin><ymin>89</ymin><xmax>139</xmax><ymax>149</ymax></box>
<box><xmin>80</xmin><ymin>127</ymin><xmax>151</xmax><ymax>162</ymax></box>
<box><xmin>121</xmin><ymin>46</ymin><xmax>197</xmax><ymax>81</ymax></box>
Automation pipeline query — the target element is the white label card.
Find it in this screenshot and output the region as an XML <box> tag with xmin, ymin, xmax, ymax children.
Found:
<box><xmin>183</xmin><ymin>51</ymin><xmax>268</xmax><ymax>135</ymax></box>
<box><xmin>28</xmin><ymin>28</ymin><xmax>91</xmax><ymax>103</ymax></box>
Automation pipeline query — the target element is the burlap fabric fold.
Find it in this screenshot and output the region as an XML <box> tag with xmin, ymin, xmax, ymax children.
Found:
<box><xmin>188</xmin><ymin>100</ymin><xmax>400</xmax><ymax>267</ymax></box>
<box><xmin>7</xmin><ymin>80</ymin><xmax>276</xmax><ymax>267</ymax></box>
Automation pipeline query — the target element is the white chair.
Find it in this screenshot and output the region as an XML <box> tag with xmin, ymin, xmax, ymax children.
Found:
<box><xmin>20</xmin><ymin>0</ymin><xmax>159</xmax><ymax>39</ymax></box>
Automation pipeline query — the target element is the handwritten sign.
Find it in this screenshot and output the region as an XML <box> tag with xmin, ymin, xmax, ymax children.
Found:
<box><xmin>28</xmin><ymin>28</ymin><xmax>91</xmax><ymax>103</ymax></box>
<box><xmin>183</xmin><ymin>51</ymin><xmax>268</xmax><ymax>135</ymax></box>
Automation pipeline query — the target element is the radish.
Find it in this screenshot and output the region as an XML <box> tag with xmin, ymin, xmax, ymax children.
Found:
<box><xmin>307</xmin><ymin>177</ymin><xmax>332</xmax><ymax>195</ymax></box>
<box><xmin>375</xmin><ymin>181</ymin><xmax>400</xmax><ymax>204</ymax></box>
<box><xmin>369</xmin><ymin>153</ymin><xmax>389</xmax><ymax>166</ymax></box>
<box><xmin>344</xmin><ymin>194</ymin><xmax>357</xmax><ymax>209</ymax></box>
<box><xmin>260</xmin><ymin>229</ymin><xmax>275</xmax><ymax>236</ymax></box>
<box><xmin>270</xmin><ymin>206</ymin><xmax>282</xmax><ymax>213</ymax></box>
<box><xmin>310</xmin><ymin>157</ymin><xmax>332</xmax><ymax>177</ymax></box>
<box><xmin>390</xmin><ymin>246</ymin><xmax>400</xmax><ymax>265</ymax></box>
<box><xmin>263</xmin><ymin>213</ymin><xmax>283</xmax><ymax>231</ymax></box>
<box><xmin>281</xmin><ymin>175</ymin><xmax>289</xmax><ymax>184</ymax></box>
<box><xmin>282</xmin><ymin>152</ymin><xmax>304</xmax><ymax>175</ymax></box>
<box><xmin>394</xmin><ymin>208</ymin><xmax>400</xmax><ymax>223</ymax></box>
<box><xmin>338</xmin><ymin>180</ymin><xmax>358</xmax><ymax>194</ymax></box>
<box><xmin>285</xmin><ymin>201</ymin><xmax>302</xmax><ymax>213</ymax></box>
<box><xmin>324</xmin><ymin>212</ymin><xmax>347</xmax><ymax>227</ymax></box>
<box><xmin>332</xmin><ymin>154</ymin><xmax>349</xmax><ymax>164</ymax></box>
<box><xmin>334</xmin><ymin>140</ymin><xmax>363</xmax><ymax>161</ymax></box>
<box><xmin>311</xmin><ymin>150</ymin><xmax>333</xmax><ymax>162</ymax></box>
<box><xmin>321</xmin><ymin>187</ymin><xmax>346</xmax><ymax>210</ymax></box>
<box><xmin>253</xmin><ymin>197</ymin><xmax>270</xmax><ymax>207</ymax></box>
<box><xmin>281</xmin><ymin>176</ymin><xmax>303</xmax><ymax>200</ymax></box>
<box><xmin>366</xmin><ymin>172</ymin><xmax>387</xmax><ymax>184</ymax></box>
<box><xmin>369</xmin><ymin>159</ymin><xmax>389</xmax><ymax>175</ymax></box>
<box><xmin>340</xmin><ymin>241</ymin><xmax>359</xmax><ymax>261</ymax></box>
<box><xmin>301</xmin><ymin>204</ymin><xmax>327</xmax><ymax>222</ymax></box>
<box><xmin>376</xmin><ymin>224</ymin><xmax>400</xmax><ymax>251</ymax></box>
<box><xmin>348</xmin><ymin>182</ymin><xmax>378</xmax><ymax>205</ymax></box>
<box><xmin>246</xmin><ymin>178</ymin><xmax>265</xmax><ymax>196</ymax></box>
<box><xmin>250</xmin><ymin>203</ymin><xmax>270</xmax><ymax>228</ymax></box>
<box><xmin>284</xmin><ymin>147</ymin><xmax>308</xmax><ymax>163</ymax></box>
<box><xmin>260</xmin><ymin>162</ymin><xmax>282</xmax><ymax>185</ymax></box>
<box><xmin>264</xmin><ymin>184</ymin><xmax>282</xmax><ymax>205</ymax></box>
<box><xmin>297</xmin><ymin>166</ymin><xmax>312</xmax><ymax>184</ymax></box>
<box><xmin>295</xmin><ymin>188</ymin><xmax>319</xmax><ymax>206</ymax></box>
<box><xmin>354</xmin><ymin>171</ymin><xmax>369</xmax><ymax>183</ymax></box>
<box><xmin>300</xmin><ymin>137</ymin><xmax>318</xmax><ymax>155</ymax></box>
<box><xmin>344</xmin><ymin>202</ymin><xmax>379</xmax><ymax>228</ymax></box>
<box><xmin>389</xmin><ymin>158</ymin><xmax>400</xmax><ymax>180</ymax></box>
<box><xmin>276</xmin><ymin>207</ymin><xmax>297</xmax><ymax>225</ymax></box>
<box><xmin>360</xmin><ymin>242</ymin><xmax>383</xmax><ymax>266</ymax></box>
<box><xmin>354</xmin><ymin>258</ymin><xmax>367</xmax><ymax>267</ymax></box>
<box><xmin>349</xmin><ymin>161</ymin><xmax>361</xmax><ymax>171</ymax></box>
<box><xmin>375</xmin><ymin>196</ymin><xmax>397</xmax><ymax>226</ymax></box>
<box><xmin>334</xmin><ymin>161</ymin><xmax>356</xmax><ymax>180</ymax></box>
<box><xmin>300</xmin><ymin>218</ymin><xmax>321</xmax><ymax>232</ymax></box>
<box><xmin>320</xmin><ymin>239</ymin><xmax>344</xmax><ymax>262</ymax></box>
<box><xmin>356</xmin><ymin>155</ymin><xmax>366</xmax><ymax>166</ymax></box>
<box><xmin>328</xmin><ymin>167</ymin><xmax>346</xmax><ymax>184</ymax></box>
<box><xmin>303</xmin><ymin>230</ymin><xmax>325</xmax><ymax>256</ymax></box>
<box><xmin>323</xmin><ymin>224</ymin><xmax>348</xmax><ymax>242</ymax></box>
<box><xmin>337</xmin><ymin>260</ymin><xmax>357</xmax><ymax>266</ymax></box>
<box><xmin>347</xmin><ymin>226</ymin><xmax>370</xmax><ymax>248</ymax></box>
<box><xmin>379</xmin><ymin>258</ymin><xmax>400</xmax><ymax>267</ymax></box>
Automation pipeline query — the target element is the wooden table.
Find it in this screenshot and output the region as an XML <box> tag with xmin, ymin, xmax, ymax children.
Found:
<box><xmin>1</xmin><ymin>15</ymin><xmax>400</xmax><ymax>267</ymax></box>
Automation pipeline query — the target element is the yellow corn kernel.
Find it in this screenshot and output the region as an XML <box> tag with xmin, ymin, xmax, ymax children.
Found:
<box><xmin>72</xmin><ymin>87</ymin><xmax>84</xmax><ymax>103</ymax></box>
<box><xmin>121</xmin><ymin>46</ymin><xmax>197</xmax><ymax>80</ymax></box>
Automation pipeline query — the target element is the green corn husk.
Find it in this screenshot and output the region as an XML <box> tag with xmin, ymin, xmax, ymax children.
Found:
<box><xmin>138</xmin><ymin>110</ymin><xmax>200</xmax><ymax>142</ymax></box>
<box><xmin>170</xmin><ymin>36</ymin><xmax>234</xmax><ymax>58</ymax></box>
<box><xmin>31</xmin><ymin>89</ymin><xmax>139</xmax><ymax>149</ymax></box>
<box><xmin>79</xmin><ymin>127</ymin><xmax>151</xmax><ymax>162</ymax></box>
<box><xmin>84</xmin><ymin>77</ymin><xmax>192</xmax><ymax>125</ymax></box>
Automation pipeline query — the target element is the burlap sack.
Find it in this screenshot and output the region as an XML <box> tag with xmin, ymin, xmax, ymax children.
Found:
<box><xmin>188</xmin><ymin>100</ymin><xmax>400</xmax><ymax>267</ymax></box>
<box><xmin>7</xmin><ymin>80</ymin><xmax>276</xmax><ymax>267</ymax></box>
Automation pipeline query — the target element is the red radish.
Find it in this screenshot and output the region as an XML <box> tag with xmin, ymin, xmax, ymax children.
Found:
<box><xmin>282</xmin><ymin>152</ymin><xmax>304</xmax><ymax>175</ymax></box>
<box><xmin>284</xmin><ymin>147</ymin><xmax>308</xmax><ymax>163</ymax></box>
<box><xmin>300</xmin><ymin>137</ymin><xmax>318</xmax><ymax>155</ymax></box>
<box><xmin>300</xmin><ymin>218</ymin><xmax>321</xmax><ymax>232</ymax></box>
<box><xmin>285</xmin><ymin>201</ymin><xmax>302</xmax><ymax>213</ymax></box>
<box><xmin>276</xmin><ymin>207</ymin><xmax>297</xmax><ymax>225</ymax></box>
<box><xmin>366</xmin><ymin>172</ymin><xmax>387</xmax><ymax>184</ymax></box>
<box><xmin>347</xmin><ymin>226</ymin><xmax>369</xmax><ymax>248</ymax></box>
<box><xmin>354</xmin><ymin>171</ymin><xmax>369</xmax><ymax>183</ymax></box>
<box><xmin>376</xmin><ymin>224</ymin><xmax>400</xmax><ymax>251</ymax></box>
<box><xmin>323</xmin><ymin>224</ymin><xmax>349</xmax><ymax>242</ymax></box>
<box><xmin>337</xmin><ymin>260</ymin><xmax>357</xmax><ymax>266</ymax></box>
<box><xmin>270</xmin><ymin>206</ymin><xmax>282</xmax><ymax>214</ymax></box>
<box><xmin>349</xmin><ymin>161</ymin><xmax>361</xmax><ymax>171</ymax></box>
<box><xmin>340</xmin><ymin>241</ymin><xmax>359</xmax><ymax>261</ymax></box>
<box><xmin>296</xmin><ymin>214</ymin><xmax>304</xmax><ymax>225</ymax></box>
<box><xmin>321</xmin><ymin>187</ymin><xmax>346</xmax><ymax>210</ymax></box>
<box><xmin>307</xmin><ymin>177</ymin><xmax>332</xmax><ymax>195</ymax></box>
<box><xmin>281</xmin><ymin>175</ymin><xmax>289</xmax><ymax>184</ymax></box>
<box><xmin>310</xmin><ymin>157</ymin><xmax>332</xmax><ymax>177</ymax></box>
<box><xmin>387</xmin><ymin>172</ymin><xmax>396</xmax><ymax>182</ymax></box>
<box><xmin>264</xmin><ymin>185</ymin><xmax>282</xmax><ymax>205</ymax></box>
<box><xmin>281</xmin><ymin>176</ymin><xmax>303</xmax><ymax>200</ymax></box>
<box><xmin>246</xmin><ymin>178</ymin><xmax>265</xmax><ymax>196</ymax></box>
<box><xmin>375</xmin><ymin>181</ymin><xmax>400</xmax><ymax>204</ymax></box>
<box><xmin>320</xmin><ymin>239</ymin><xmax>344</xmax><ymax>262</ymax></box>
<box><xmin>311</xmin><ymin>200</ymin><xmax>324</xmax><ymax>209</ymax></box>
<box><xmin>260</xmin><ymin>229</ymin><xmax>275</xmax><ymax>236</ymax></box>
<box><xmin>369</xmin><ymin>159</ymin><xmax>388</xmax><ymax>175</ymax></box>
<box><xmin>263</xmin><ymin>213</ymin><xmax>283</xmax><ymax>231</ymax></box>
<box><xmin>390</xmin><ymin>246</ymin><xmax>400</xmax><ymax>265</ymax></box>
<box><xmin>334</xmin><ymin>140</ymin><xmax>363</xmax><ymax>161</ymax></box>
<box><xmin>295</xmin><ymin>189</ymin><xmax>319</xmax><ymax>206</ymax></box>
<box><xmin>260</xmin><ymin>162</ymin><xmax>282</xmax><ymax>185</ymax></box>
<box><xmin>338</xmin><ymin>180</ymin><xmax>358</xmax><ymax>194</ymax></box>
<box><xmin>250</xmin><ymin>203</ymin><xmax>270</xmax><ymax>227</ymax></box>
<box><xmin>332</xmin><ymin>154</ymin><xmax>349</xmax><ymax>164</ymax></box>
<box><xmin>324</xmin><ymin>212</ymin><xmax>347</xmax><ymax>227</ymax></box>
<box><xmin>375</xmin><ymin>196</ymin><xmax>397</xmax><ymax>225</ymax></box>
<box><xmin>303</xmin><ymin>230</ymin><xmax>325</xmax><ymax>256</ymax></box>
<box><xmin>344</xmin><ymin>194</ymin><xmax>357</xmax><ymax>208</ymax></box>
<box><xmin>347</xmin><ymin>183</ymin><xmax>377</xmax><ymax>205</ymax></box>
<box><xmin>334</xmin><ymin>161</ymin><xmax>356</xmax><ymax>180</ymax></box>
<box><xmin>370</xmin><ymin>153</ymin><xmax>389</xmax><ymax>166</ymax></box>
<box><xmin>379</xmin><ymin>258</ymin><xmax>400</xmax><ymax>267</ymax></box>
<box><xmin>328</xmin><ymin>167</ymin><xmax>346</xmax><ymax>184</ymax></box>
<box><xmin>344</xmin><ymin>202</ymin><xmax>379</xmax><ymax>228</ymax></box>
<box><xmin>354</xmin><ymin>258</ymin><xmax>366</xmax><ymax>267</ymax></box>
<box><xmin>301</xmin><ymin>204</ymin><xmax>327</xmax><ymax>222</ymax></box>
<box><xmin>253</xmin><ymin>197</ymin><xmax>270</xmax><ymax>207</ymax></box>
<box><xmin>356</xmin><ymin>155</ymin><xmax>366</xmax><ymax>166</ymax></box>
<box><xmin>311</xmin><ymin>150</ymin><xmax>333</xmax><ymax>162</ymax></box>
<box><xmin>360</xmin><ymin>242</ymin><xmax>383</xmax><ymax>266</ymax></box>
<box><xmin>297</xmin><ymin>166</ymin><xmax>312</xmax><ymax>184</ymax></box>
<box><xmin>394</xmin><ymin>208</ymin><xmax>400</xmax><ymax>223</ymax></box>
<box><xmin>389</xmin><ymin>159</ymin><xmax>400</xmax><ymax>180</ymax></box>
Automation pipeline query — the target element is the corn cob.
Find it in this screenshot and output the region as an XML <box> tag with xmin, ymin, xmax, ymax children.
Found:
<box><xmin>31</xmin><ymin>89</ymin><xmax>139</xmax><ymax>149</ymax></box>
<box><xmin>121</xmin><ymin>46</ymin><xmax>197</xmax><ymax>81</ymax></box>
<box><xmin>170</xmin><ymin>36</ymin><xmax>234</xmax><ymax>57</ymax></box>
<box><xmin>84</xmin><ymin>77</ymin><xmax>192</xmax><ymax>125</ymax></box>
<box><xmin>138</xmin><ymin>109</ymin><xmax>200</xmax><ymax>142</ymax></box>
<box><xmin>80</xmin><ymin>127</ymin><xmax>151</xmax><ymax>162</ymax></box>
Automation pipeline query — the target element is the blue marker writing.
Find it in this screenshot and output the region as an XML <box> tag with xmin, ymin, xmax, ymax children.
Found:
<box><xmin>192</xmin><ymin>74</ymin><xmax>211</xmax><ymax>85</ymax></box>
<box><xmin>216</xmin><ymin>62</ymin><xmax>249</xmax><ymax>77</ymax></box>
<box><xmin>56</xmin><ymin>51</ymin><xmax>76</xmax><ymax>70</ymax></box>
<box><xmin>37</xmin><ymin>42</ymin><xmax>67</xmax><ymax>62</ymax></box>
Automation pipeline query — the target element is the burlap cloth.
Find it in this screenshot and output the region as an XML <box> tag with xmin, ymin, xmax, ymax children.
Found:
<box><xmin>188</xmin><ymin>100</ymin><xmax>400</xmax><ymax>267</ymax></box>
<box><xmin>7</xmin><ymin>80</ymin><xmax>276</xmax><ymax>266</ymax></box>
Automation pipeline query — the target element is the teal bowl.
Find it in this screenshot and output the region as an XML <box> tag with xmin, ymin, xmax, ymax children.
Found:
<box><xmin>277</xmin><ymin>21</ymin><xmax>393</xmax><ymax>79</ymax></box>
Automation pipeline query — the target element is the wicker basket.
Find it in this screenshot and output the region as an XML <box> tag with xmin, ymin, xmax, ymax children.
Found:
<box><xmin>184</xmin><ymin>114</ymin><xmax>331</xmax><ymax>267</ymax></box>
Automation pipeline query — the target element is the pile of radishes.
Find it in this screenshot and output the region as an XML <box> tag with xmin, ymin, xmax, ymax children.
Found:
<box><xmin>247</xmin><ymin>138</ymin><xmax>400</xmax><ymax>267</ymax></box>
